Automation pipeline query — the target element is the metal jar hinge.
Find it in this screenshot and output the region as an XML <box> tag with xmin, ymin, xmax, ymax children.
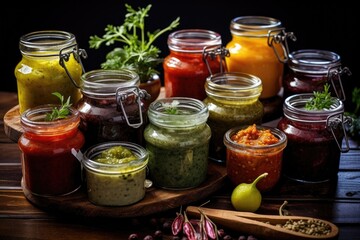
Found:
<box><xmin>326</xmin><ymin>112</ymin><xmax>350</xmax><ymax>153</ymax></box>
<box><xmin>203</xmin><ymin>45</ymin><xmax>230</xmax><ymax>76</ymax></box>
<box><xmin>116</xmin><ymin>86</ymin><xmax>150</xmax><ymax>128</ymax></box>
<box><xmin>59</xmin><ymin>44</ymin><xmax>88</xmax><ymax>88</ymax></box>
<box><xmin>328</xmin><ymin>66</ymin><xmax>352</xmax><ymax>101</ymax></box>
<box><xmin>267</xmin><ymin>28</ymin><xmax>297</xmax><ymax>63</ymax></box>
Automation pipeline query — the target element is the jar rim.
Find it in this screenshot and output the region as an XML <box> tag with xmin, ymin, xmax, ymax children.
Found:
<box><xmin>19</xmin><ymin>30</ymin><xmax>77</xmax><ymax>56</ymax></box>
<box><xmin>288</xmin><ymin>49</ymin><xmax>341</xmax><ymax>74</ymax></box>
<box><xmin>82</xmin><ymin>141</ymin><xmax>148</xmax><ymax>174</ymax></box>
<box><xmin>20</xmin><ymin>104</ymin><xmax>80</xmax><ymax>133</ymax></box>
<box><xmin>205</xmin><ymin>72</ymin><xmax>262</xmax><ymax>100</ymax></box>
<box><xmin>147</xmin><ymin>97</ymin><xmax>209</xmax><ymax>128</ymax></box>
<box><xmin>80</xmin><ymin>69</ymin><xmax>140</xmax><ymax>97</ymax></box>
<box><xmin>224</xmin><ymin>125</ymin><xmax>287</xmax><ymax>152</ymax></box>
<box><xmin>283</xmin><ymin>93</ymin><xmax>344</xmax><ymax>123</ymax></box>
<box><xmin>230</xmin><ymin>16</ymin><xmax>282</xmax><ymax>37</ymax></box>
<box><xmin>167</xmin><ymin>29</ymin><xmax>222</xmax><ymax>53</ymax></box>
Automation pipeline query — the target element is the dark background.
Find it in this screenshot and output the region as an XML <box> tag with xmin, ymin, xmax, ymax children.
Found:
<box><xmin>1</xmin><ymin>0</ymin><xmax>357</xmax><ymax>111</ymax></box>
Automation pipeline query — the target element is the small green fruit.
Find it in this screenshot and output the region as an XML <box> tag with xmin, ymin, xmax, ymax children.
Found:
<box><xmin>230</xmin><ymin>172</ymin><xmax>268</xmax><ymax>212</ymax></box>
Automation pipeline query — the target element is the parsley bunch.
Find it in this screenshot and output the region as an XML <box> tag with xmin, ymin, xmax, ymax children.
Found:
<box><xmin>305</xmin><ymin>83</ymin><xmax>335</xmax><ymax>110</ymax></box>
<box><xmin>45</xmin><ymin>92</ymin><xmax>72</xmax><ymax>121</ymax></box>
<box><xmin>89</xmin><ymin>4</ymin><xmax>180</xmax><ymax>82</ymax></box>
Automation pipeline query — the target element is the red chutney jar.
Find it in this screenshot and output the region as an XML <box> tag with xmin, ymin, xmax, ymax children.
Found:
<box><xmin>163</xmin><ymin>29</ymin><xmax>225</xmax><ymax>100</ymax></box>
<box><xmin>283</xmin><ymin>49</ymin><xmax>351</xmax><ymax>100</ymax></box>
<box><xmin>18</xmin><ymin>105</ymin><xmax>84</xmax><ymax>196</ymax></box>
<box><xmin>224</xmin><ymin>124</ymin><xmax>287</xmax><ymax>191</ymax></box>
<box><xmin>277</xmin><ymin>94</ymin><xmax>350</xmax><ymax>183</ymax></box>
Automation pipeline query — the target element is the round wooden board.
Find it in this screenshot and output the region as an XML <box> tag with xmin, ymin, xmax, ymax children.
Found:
<box><xmin>22</xmin><ymin>161</ymin><xmax>227</xmax><ymax>218</ymax></box>
<box><xmin>4</xmin><ymin>105</ymin><xmax>22</xmax><ymax>142</ymax></box>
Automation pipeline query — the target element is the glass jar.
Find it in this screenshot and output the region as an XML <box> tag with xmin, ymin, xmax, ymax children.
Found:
<box><xmin>163</xmin><ymin>29</ymin><xmax>225</xmax><ymax>100</ymax></box>
<box><xmin>283</xmin><ymin>49</ymin><xmax>351</xmax><ymax>100</ymax></box>
<box><xmin>203</xmin><ymin>72</ymin><xmax>264</xmax><ymax>163</ymax></box>
<box><xmin>144</xmin><ymin>97</ymin><xmax>211</xmax><ymax>189</ymax></box>
<box><xmin>18</xmin><ymin>105</ymin><xmax>84</xmax><ymax>196</ymax></box>
<box><xmin>82</xmin><ymin>141</ymin><xmax>149</xmax><ymax>206</ymax></box>
<box><xmin>15</xmin><ymin>30</ymin><xmax>87</xmax><ymax>114</ymax></box>
<box><xmin>277</xmin><ymin>94</ymin><xmax>349</xmax><ymax>183</ymax></box>
<box><xmin>76</xmin><ymin>69</ymin><xmax>148</xmax><ymax>149</ymax></box>
<box><xmin>226</xmin><ymin>16</ymin><xmax>296</xmax><ymax>99</ymax></box>
<box><xmin>224</xmin><ymin>125</ymin><xmax>287</xmax><ymax>191</ymax></box>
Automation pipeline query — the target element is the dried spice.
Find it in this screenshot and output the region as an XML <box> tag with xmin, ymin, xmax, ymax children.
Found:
<box><xmin>183</xmin><ymin>211</ymin><xmax>197</xmax><ymax>240</ymax></box>
<box><xmin>171</xmin><ymin>207</ymin><xmax>184</xmax><ymax>236</ymax></box>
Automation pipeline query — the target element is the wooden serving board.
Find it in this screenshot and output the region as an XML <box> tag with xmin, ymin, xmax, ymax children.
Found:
<box><xmin>22</xmin><ymin>161</ymin><xmax>227</xmax><ymax>218</ymax></box>
<box><xmin>3</xmin><ymin>105</ymin><xmax>22</xmax><ymax>142</ymax></box>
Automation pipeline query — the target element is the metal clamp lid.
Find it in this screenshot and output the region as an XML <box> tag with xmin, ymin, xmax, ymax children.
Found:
<box><xmin>328</xmin><ymin>66</ymin><xmax>352</xmax><ymax>101</ymax></box>
<box><xmin>203</xmin><ymin>45</ymin><xmax>230</xmax><ymax>76</ymax></box>
<box><xmin>326</xmin><ymin>112</ymin><xmax>350</xmax><ymax>153</ymax></box>
<box><xmin>59</xmin><ymin>44</ymin><xmax>88</xmax><ymax>88</ymax></box>
<box><xmin>267</xmin><ymin>28</ymin><xmax>297</xmax><ymax>63</ymax></box>
<box><xmin>116</xmin><ymin>86</ymin><xmax>150</xmax><ymax>128</ymax></box>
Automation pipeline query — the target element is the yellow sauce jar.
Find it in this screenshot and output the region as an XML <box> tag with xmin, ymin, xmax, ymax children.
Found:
<box><xmin>15</xmin><ymin>30</ymin><xmax>87</xmax><ymax>113</ymax></box>
<box><xmin>226</xmin><ymin>16</ymin><xmax>296</xmax><ymax>99</ymax></box>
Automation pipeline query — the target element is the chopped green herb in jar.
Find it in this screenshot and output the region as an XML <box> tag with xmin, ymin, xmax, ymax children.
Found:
<box><xmin>45</xmin><ymin>92</ymin><xmax>72</xmax><ymax>121</ymax></box>
<box><xmin>163</xmin><ymin>100</ymin><xmax>180</xmax><ymax>114</ymax></box>
<box><xmin>305</xmin><ymin>83</ymin><xmax>335</xmax><ymax>110</ymax></box>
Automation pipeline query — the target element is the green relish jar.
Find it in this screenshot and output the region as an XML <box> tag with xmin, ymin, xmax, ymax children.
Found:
<box><xmin>144</xmin><ymin>97</ymin><xmax>211</xmax><ymax>189</ymax></box>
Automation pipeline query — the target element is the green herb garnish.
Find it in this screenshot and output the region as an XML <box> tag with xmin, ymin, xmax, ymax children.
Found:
<box><xmin>45</xmin><ymin>92</ymin><xmax>72</xmax><ymax>121</ymax></box>
<box><xmin>163</xmin><ymin>100</ymin><xmax>180</xmax><ymax>114</ymax></box>
<box><xmin>305</xmin><ymin>83</ymin><xmax>335</xmax><ymax>110</ymax></box>
<box><xmin>89</xmin><ymin>4</ymin><xmax>180</xmax><ymax>82</ymax></box>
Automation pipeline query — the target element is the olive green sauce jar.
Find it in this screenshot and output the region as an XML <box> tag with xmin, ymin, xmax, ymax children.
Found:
<box><xmin>144</xmin><ymin>97</ymin><xmax>211</xmax><ymax>189</ymax></box>
<box><xmin>204</xmin><ymin>72</ymin><xmax>264</xmax><ymax>163</ymax></box>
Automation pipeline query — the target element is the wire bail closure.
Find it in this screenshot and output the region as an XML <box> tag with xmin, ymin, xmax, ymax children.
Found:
<box><xmin>203</xmin><ymin>45</ymin><xmax>230</xmax><ymax>76</ymax></box>
<box><xmin>59</xmin><ymin>44</ymin><xmax>88</xmax><ymax>88</ymax></box>
<box><xmin>326</xmin><ymin>112</ymin><xmax>350</xmax><ymax>153</ymax></box>
<box><xmin>267</xmin><ymin>28</ymin><xmax>297</xmax><ymax>63</ymax></box>
<box><xmin>116</xmin><ymin>86</ymin><xmax>150</xmax><ymax>129</ymax></box>
<box><xmin>328</xmin><ymin>66</ymin><xmax>352</xmax><ymax>101</ymax></box>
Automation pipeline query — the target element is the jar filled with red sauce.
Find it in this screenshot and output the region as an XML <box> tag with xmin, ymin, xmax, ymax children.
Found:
<box><xmin>224</xmin><ymin>124</ymin><xmax>287</xmax><ymax>191</ymax></box>
<box><xmin>18</xmin><ymin>105</ymin><xmax>84</xmax><ymax>196</ymax></box>
<box><xmin>277</xmin><ymin>94</ymin><xmax>349</xmax><ymax>183</ymax></box>
<box><xmin>283</xmin><ymin>49</ymin><xmax>351</xmax><ymax>100</ymax></box>
<box><xmin>163</xmin><ymin>29</ymin><xmax>224</xmax><ymax>100</ymax></box>
<box><xmin>76</xmin><ymin>69</ymin><xmax>148</xmax><ymax>149</ymax></box>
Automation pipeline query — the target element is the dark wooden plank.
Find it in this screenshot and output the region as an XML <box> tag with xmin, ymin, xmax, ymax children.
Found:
<box><xmin>0</xmin><ymin>142</ymin><xmax>20</xmax><ymax>164</ymax></box>
<box><xmin>0</xmin><ymin>164</ymin><xmax>22</xmax><ymax>189</ymax></box>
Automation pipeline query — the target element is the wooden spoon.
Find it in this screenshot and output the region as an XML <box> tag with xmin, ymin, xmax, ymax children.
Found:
<box><xmin>186</xmin><ymin>206</ymin><xmax>339</xmax><ymax>240</ymax></box>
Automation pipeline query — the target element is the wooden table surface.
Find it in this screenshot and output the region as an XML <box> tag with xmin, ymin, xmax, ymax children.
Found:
<box><xmin>1</xmin><ymin>91</ymin><xmax>360</xmax><ymax>240</ymax></box>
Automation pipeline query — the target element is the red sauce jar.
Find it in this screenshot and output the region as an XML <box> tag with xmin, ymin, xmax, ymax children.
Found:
<box><xmin>224</xmin><ymin>124</ymin><xmax>287</xmax><ymax>191</ymax></box>
<box><xmin>163</xmin><ymin>29</ymin><xmax>224</xmax><ymax>100</ymax></box>
<box><xmin>18</xmin><ymin>105</ymin><xmax>84</xmax><ymax>196</ymax></box>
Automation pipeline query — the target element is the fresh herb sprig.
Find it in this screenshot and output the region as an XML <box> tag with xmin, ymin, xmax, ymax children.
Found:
<box><xmin>163</xmin><ymin>100</ymin><xmax>180</xmax><ymax>114</ymax></box>
<box><xmin>45</xmin><ymin>92</ymin><xmax>72</xmax><ymax>121</ymax></box>
<box><xmin>305</xmin><ymin>83</ymin><xmax>335</xmax><ymax>110</ymax></box>
<box><xmin>89</xmin><ymin>4</ymin><xmax>180</xmax><ymax>82</ymax></box>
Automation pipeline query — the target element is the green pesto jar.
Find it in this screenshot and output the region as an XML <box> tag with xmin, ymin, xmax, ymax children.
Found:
<box><xmin>204</xmin><ymin>72</ymin><xmax>264</xmax><ymax>163</ymax></box>
<box><xmin>144</xmin><ymin>97</ymin><xmax>211</xmax><ymax>189</ymax></box>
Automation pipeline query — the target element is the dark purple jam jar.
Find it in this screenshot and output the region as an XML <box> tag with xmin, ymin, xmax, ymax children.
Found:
<box><xmin>277</xmin><ymin>93</ymin><xmax>349</xmax><ymax>183</ymax></box>
<box><xmin>76</xmin><ymin>69</ymin><xmax>148</xmax><ymax>149</ymax></box>
<box><xmin>283</xmin><ymin>49</ymin><xmax>351</xmax><ymax>100</ymax></box>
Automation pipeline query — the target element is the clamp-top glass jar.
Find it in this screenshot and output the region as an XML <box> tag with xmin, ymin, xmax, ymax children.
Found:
<box><xmin>163</xmin><ymin>29</ymin><xmax>227</xmax><ymax>100</ymax></box>
<box><xmin>144</xmin><ymin>97</ymin><xmax>211</xmax><ymax>189</ymax></box>
<box><xmin>226</xmin><ymin>16</ymin><xmax>296</xmax><ymax>99</ymax></box>
<box><xmin>18</xmin><ymin>105</ymin><xmax>84</xmax><ymax>196</ymax></box>
<box><xmin>15</xmin><ymin>30</ymin><xmax>87</xmax><ymax>114</ymax></box>
<box><xmin>204</xmin><ymin>72</ymin><xmax>264</xmax><ymax>162</ymax></box>
<box><xmin>277</xmin><ymin>94</ymin><xmax>349</xmax><ymax>183</ymax></box>
<box><xmin>76</xmin><ymin>69</ymin><xmax>149</xmax><ymax>149</ymax></box>
<box><xmin>283</xmin><ymin>49</ymin><xmax>352</xmax><ymax>100</ymax></box>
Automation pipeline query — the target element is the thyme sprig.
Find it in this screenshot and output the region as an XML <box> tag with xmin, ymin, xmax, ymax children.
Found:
<box><xmin>45</xmin><ymin>92</ymin><xmax>72</xmax><ymax>121</ymax></box>
<box><xmin>305</xmin><ymin>83</ymin><xmax>335</xmax><ymax>110</ymax></box>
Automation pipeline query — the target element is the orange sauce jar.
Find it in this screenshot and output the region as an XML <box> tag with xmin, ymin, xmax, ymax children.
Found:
<box><xmin>224</xmin><ymin>124</ymin><xmax>287</xmax><ymax>191</ymax></box>
<box><xmin>226</xmin><ymin>16</ymin><xmax>296</xmax><ymax>99</ymax></box>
